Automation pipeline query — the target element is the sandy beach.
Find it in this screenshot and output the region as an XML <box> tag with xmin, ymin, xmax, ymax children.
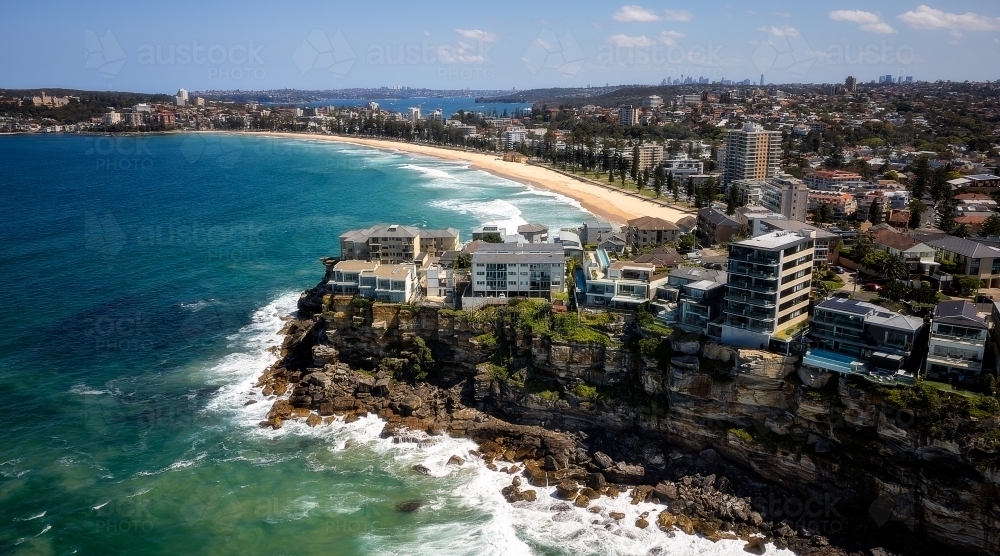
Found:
<box><xmin>258</xmin><ymin>132</ymin><xmax>695</xmax><ymax>226</ymax></box>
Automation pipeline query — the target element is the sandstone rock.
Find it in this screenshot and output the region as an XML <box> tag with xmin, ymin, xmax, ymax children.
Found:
<box><xmin>306</xmin><ymin>413</ymin><xmax>321</xmax><ymax>427</ymax></box>
<box><xmin>630</xmin><ymin>485</ymin><xmax>653</xmax><ymax>505</ymax></box>
<box><xmin>574</xmin><ymin>495</ymin><xmax>590</xmax><ymax>508</ymax></box>
<box><xmin>610</xmin><ymin>512</ymin><xmax>625</xmax><ymax>521</ymax></box>
<box><xmin>400</xmin><ymin>395</ymin><xmax>422</xmax><ymax>416</ymax></box>
<box><xmin>606</xmin><ymin>485</ymin><xmax>620</xmax><ymax>499</ymax></box>
<box><xmin>396</xmin><ymin>500</ymin><xmax>422</xmax><ymax>512</ymax></box>
<box><xmin>271</xmin><ymin>416</ymin><xmax>283</xmax><ymax>429</ymax></box>
<box><xmin>292</xmin><ymin>407</ymin><xmax>311</xmax><ymax>418</ymax></box>
<box><xmin>587</xmin><ymin>473</ymin><xmax>606</xmax><ymax>490</ymax></box>
<box><xmin>593</xmin><ymin>451</ymin><xmax>614</xmax><ymax>469</ymax></box>
<box><xmin>671</xmin><ymin>335</ymin><xmax>701</xmax><ymax>355</ymax></box>
<box><xmin>520</xmin><ymin>490</ymin><xmax>537</xmax><ymax>502</ymax></box>
<box><xmin>373</xmin><ymin>378</ymin><xmax>391</xmax><ymax>396</ymax></box>
<box><xmin>797</xmin><ymin>366</ymin><xmax>832</xmax><ymax>388</ymax></box>
<box><xmin>555</xmin><ymin>480</ymin><xmax>579</xmax><ymax>500</ymax></box>
<box><xmin>412</xmin><ymin>464</ymin><xmax>432</xmax><ymax>476</ymax></box>
<box><xmin>512</xmin><ymin>476</ymin><xmax>521</xmax><ymax>487</ymax></box>
<box><xmin>676</xmin><ymin>514</ymin><xmax>695</xmax><ymax>535</ymax></box>
<box><xmin>579</xmin><ymin>487</ymin><xmax>600</xmax><ymax>500</ymax></box>
<box><xmin>588</xmin><ymin>506</ymin><xmax>602</xmax><ymax>514</ymax></box>
<box><xmin>635</xmin><ymin>518</ymin><xmax>649</xmax><ymax>529</ymax></box>
<box><xmin>355</xmin><ymin>374</ymin><xmax>376</xmax><ymax>393</ymax></box>
<box><xmin>608</xmin><ymin>462</ymin><xmax>645</xmax><ymax>484</ymax></box>
<box><xmin>743</xmin><ymin>536</ymin><xmax>766</xmax><ymax>554</ymax></box>
<box><xmin>654</xmin><ymin>481</ymin><xmax>677</xmax><ymax>501</ymax></box>
<box><xmin>447</xmin><ymin>455</ymin><xmax>466</xmax><ymax>466</ymax></box>
<box><xmin>657</xmin><ymin>510</ymin><xmax>676</xmax><ymax>531</ymax></box>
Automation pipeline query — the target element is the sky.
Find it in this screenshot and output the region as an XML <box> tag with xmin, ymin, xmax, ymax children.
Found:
<box><xmin>1</xmin><ymin>1</ymin><xmax>999</xmax><ymax>93</ymax></box>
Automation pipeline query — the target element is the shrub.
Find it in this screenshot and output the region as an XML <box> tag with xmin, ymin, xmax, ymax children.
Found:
<box><xmin>475</xmin><ymin>332</ymin><xmax>499</xmax><ymax>348</ymax></box>
<box><xmin>537</xmin><ymin>390</ymin><xmax>560</xmax><ymax>402</ymax></box>
<box><xmin>728</xmin><ymin>428</ymin><xmax>754</xmax><ymax>442</ymax></box>
<box><xmin>351</xmin><ymin>297</ymin><xmax>374</xmax><ymax>310</ymax></box>
<box><xmin>968</xmin><ymin>396</ymin><xmax>1000</xmax><ymax>419</ymax></box>
<box><xmin>572</xmin><ymin>383</ymin><xmax>598</xmax><ymax>399</ymax></box>
<box><xmin>638</xmin><ymin>337</ymin><xmax>661</xmax><ymax>358</ymax></box>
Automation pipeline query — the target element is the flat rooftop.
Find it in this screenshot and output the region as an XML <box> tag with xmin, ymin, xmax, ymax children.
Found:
<box><xmin>732</xmin><ymin>230</ymin><xmax>811</xmax><ymax>250</ymax></box>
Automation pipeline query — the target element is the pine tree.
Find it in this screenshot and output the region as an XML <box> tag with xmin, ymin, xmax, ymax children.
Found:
<box><xmin>630</xmin><ymin>145</ymin><xmax>640</xmax><ymax>182</ymax></box>
<box><xmin>726</xmin><ymin>185</ymin><xmax>739</xmax><ymax>215</ymax></box>
<box><xmin>868</xmin><ymin>199</ymin><xmax>884</xmax><ymax>224</ymax></box>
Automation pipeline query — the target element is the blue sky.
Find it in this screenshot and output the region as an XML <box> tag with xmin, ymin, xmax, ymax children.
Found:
<box><xmin>1</xmin><ymin>1</ymin><xmax>998</xmax><ymax>93</ymax></box>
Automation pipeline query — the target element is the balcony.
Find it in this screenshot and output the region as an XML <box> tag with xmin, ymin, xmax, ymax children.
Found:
<box><xmin>926</xmin><ymin>353</ymin><xmax>983</xmax><ymax>370</ymax></box>
<box><xmin>724</xmin><ymin>293</ymin><xmax>776</xmax><ymax>308</ymax></box>
<box><xmin>729</xmin><ymin>252</ymin><xmax>778</xmax><ymax>266</ymax></box>
<box><xmin>725</xmin><ymin>305</ymin><xmax>775</xmax><ymax>321</ymax></box>
<box><xmin>728</xmin><ymin>264</ymin><xmax>778</xmax><ymax>279</ymax></box>
<box><xmin>728</xmin><ymin>281</ymin><xmax>777</xmax><ymax>294</ymax></box>
<box><xmin>724</xmin><ymin>320</ymin><xmax>774</xmax><ymax>334</ymax></box>
<box><xmin>930</xmin><ymin>333</ymin><xmax>986</xmax><ymax>346</ymax></box>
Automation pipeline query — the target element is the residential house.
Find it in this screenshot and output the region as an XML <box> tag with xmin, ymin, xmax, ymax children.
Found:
<box><xmin>584</xmin><ymin>260</ymin><xmax>670</xmax><ymax>308</ymax></box>
<box><xmin>579</xmin><ymin>219</ymin><xmax>621</xmax><ymax>245</ymax></box>
<box><xmin>472</xmin><ymin>224</ymin><xmax>506</xmax><ymax>241</ymax></box>
<box><xmin>516</xmin><ymin>223</ymin><xmax>549</xmax><ymax>243</ymax></box>
<box><xmin>869</xmin><ymin>224</ymin><xmax>937</xmax><ymax>277</ymax></box>
<box><xmin>807</xmin><ymin>192</ymin><xmax>857</xmax><ymax>220</ymax></box>
<box><xmin>597</xmin><ymin>233</ymin><xmax>628</xmax><ymax>256</ymax></box>
<box><xmin>803</xmin><ymin>298</ymin><xmax>924</xmax><ymax>384</ymax></box>
<box><xmin>656</xmin><ymin>267</ymin><xmax>728</xmax><ymax>333</ymax></box>
<box><xmin>925</xmin><ymin>300</ymin><xmax>988</xmax><ymax>381</ymax></box>
<box><xmin>329</xmin><ymin>260</ymin><xmax>417</xmax><ymax>303</ymax></box>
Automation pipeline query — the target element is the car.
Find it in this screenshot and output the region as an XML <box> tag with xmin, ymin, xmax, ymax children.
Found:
<box><xmin>864</xmin><ymin>282</ymin><xmax>882</xmax><ymax>292</ymax></box>
<box><xmin>975</xmin><ymin>294</ymin><xmax>994</xmax><ymax>304</ymax></box>
<box><xmin>834</xmin><ymin>266</ymin><xmax>845</xmax><ymax>274</ymax></box>
<box><xmin>832</xmin><ymin>291</ymin><xmax>852</xmax><ymax>299</ymax></box>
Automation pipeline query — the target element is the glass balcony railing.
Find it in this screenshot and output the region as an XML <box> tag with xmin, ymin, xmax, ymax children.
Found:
<box><xmin>724</xmin><ymin>293</ymin><xmax>776</xmax><ymax>308</ymax></box>
<box><xmin>728</xmin><ymin>281</ymin><xmax>777</xmax><ymax>294</ymax></box>
<box><xmin>729</xmin><ymin>252</ymin><xmax>779</xmax><ymax>266</ymax></box>
<box><xmin>728</xmin><ymin>264</ymin><xmax>779</xmax><ymax>279</ymax></box>
<box><xmin>725</xmin><ymin>305</ymin><xmax>775</xmax><ymax>320</ymax></box>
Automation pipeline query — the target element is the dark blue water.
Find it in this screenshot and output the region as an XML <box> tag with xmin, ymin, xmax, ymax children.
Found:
<box><xmin>0</xmin><ymin>133</ymin><xmax>762</xmax><ymax>555</ymax></box>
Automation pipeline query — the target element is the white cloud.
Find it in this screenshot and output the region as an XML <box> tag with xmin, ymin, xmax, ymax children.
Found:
<box><xmin>758</xmin><ymin>25</ymin><xmax>799</xmax><ymax>37</ymax></box>
<box><xmin>658</xmin><ymin>30</ymin><xmax>685</xmax><ymax>46</ymax></box>
<box><xmin>829</xmin><ymin>9</ymin><xmax>896</xmax><ymax>33</ymax></box>
<box><xmin>897</xmin><ymin>5</ymin><xmax>1000</xmax><ymax>32</ymax></box>
<box><xmin>613</xmin><ymin>5</ymin><xmax>660</xmax><ymax>22</ymax></box>
<box><xmin>773</xmin><ymin>11</ymin><xmax>791</xmax><ymax>18</ymax></box>
<box><xmin>454</xmin><ymin>29</ymin><xmax>497</xmax><ymax>42</ymax></box>
<box><xmin>663</xmin><ymin>9</ymin><xmax>694</xmax><ymax>22</ymax></box>
<box><xmin>606</xmin><ymin>34</ymin><xmax>653</xmax><ymax>47</ymax></box>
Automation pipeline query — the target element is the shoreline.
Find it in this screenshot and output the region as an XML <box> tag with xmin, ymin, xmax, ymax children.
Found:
<box><xmin>249</xmin><ymin>131</ymin><xmax>696</xmax><ymax>226</ymax></box>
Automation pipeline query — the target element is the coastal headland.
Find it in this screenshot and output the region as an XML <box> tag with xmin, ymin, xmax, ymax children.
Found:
<box><xmin>254</xmin><ymin>132</ymin><xmax>695</xmax><ymax>226</ymax></box>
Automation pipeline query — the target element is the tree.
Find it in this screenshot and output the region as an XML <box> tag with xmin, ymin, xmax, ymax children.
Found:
<box><xmin>630</xmin><ymin>146</ymin><xmax>640</xmax><ymax>182</ymax></box>
<box><xmin>814</xmin><ymin>203</ymin><xmax>832</xmax><ymax>224</ymax></box>
<box><xmin>910</xmin><ymin>156</ymin><xmax>931</xmax><ymax>199</ymax></box>
<box><xmin>852</xmin><ymin>234</ymin><xmax>875</xmax><ymax>263</ymax></box>
<box><xmin>981</xmin><ymin>214</ymin><xmax>1000</xmax><ymax>237</ymax></box>
<box><xmin>685</xmin><ymin>177</ymin><xmax>695</xmax><ymax>200</ymax></box>
<box><xmin>907</xmin><ymin>199</ymin><xmax>927</xmax><ymax>230</ymax></box>
<box><xmin>825</xmin><ymin>143</ymin><xmax>844</xmax><ymax>169</ymax></box>
<box><xmin>608</xmin><ymin>166</ymin><xmax>615</xmax><ymax>183</ymax></box>
<box><xmin>669</xmin><ymin>171</ymin><xmax>679</xmax><ymax>202</ymax></box>
<box><xmin>726</xmin><ymin>185</ymin><xmax>740</xmax><ymax>215</ymax></box>
<box><xmin>652</xmin><ymin>166</ymin><xmax>664</xmax><ymax>198</ymax></box>
<box><xmin>937</xmin><ymin>200</ymin><xmax>956</xmax><ymax>233</ymax></box>
<box><xmin>867</xmin><ymin>198</ymin><xmax>884</xmax><ymax>224</ymax></box>
<box><xmin>954</xmin><ymin>223</ymin><xmax>972</xmax><ymax>238</ymax></box>
<box><xmin>481</xmin><ymin>232</ymin><xmax>504</xmax><ymax>243</ymax></box>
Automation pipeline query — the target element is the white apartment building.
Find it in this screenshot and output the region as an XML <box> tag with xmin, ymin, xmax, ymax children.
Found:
<box><xmin>102</xmin><ymin>111</ymin><xmax>122</xmax><ymax>126</ymax></box>
<box><xmin>339</xmin><ymin>225</ymin><xmax>460</xmax><ymax>264</ymax></box>
<box><xmin>329</xmin><ymin>260</ymin><xmax>417</xmax><ymax>303</ymax></box>
<box><xmin>502</xmin><ymin>127</ymin><xmax>528</xmax><ymax>150</ymax></box>
<box><xmin>468</xmin><ymin>243</ymin><xmax>565</xmax><ymax>307</ymax></box>
<box><xmin>585</xmin><ymin>261</ymin><xmax>669</xmax><ymax>309</ymax></box>
<box><xmin>619</xmin><ymin>105</ymin><xmax>639</xmax><ymax>126</ymax></box>
<box><xmin>719</xmin><ymin>230</ymin><xmax>815</xmax><ymax>348</ymax></box>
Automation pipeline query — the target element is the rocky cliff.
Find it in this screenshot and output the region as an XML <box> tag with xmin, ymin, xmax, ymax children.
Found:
<box><xmin>256</xmin><ymin>288</ymin><xmax>1000</xmax><ymax>555</ymax></box>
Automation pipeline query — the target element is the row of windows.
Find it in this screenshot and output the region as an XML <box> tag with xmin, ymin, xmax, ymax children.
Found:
<box><xmin>782</xmin><ymin>254</ymin><xmax>813</xmax><ymax>270</ymax></box>
<box><xmin>779</xmin><ymin>292</ymin><xmax>810</xmax><ymax>312</ymax></box>
<box><xmin>781</xmin><ymin>268</ymin><xmax>810</xmax><ymax>284</ymax></box>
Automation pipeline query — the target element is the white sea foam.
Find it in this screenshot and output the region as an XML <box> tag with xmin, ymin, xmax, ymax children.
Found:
<box><xmin>428</xmin><ymin>198</ymin><xmax>527</xmax><ymax>233</ymax></box>
<box><xmin>92</xmin><ymin>501</ymin><xmax>110</xmax><ymax>511</ymax></box>
<box><xmin>35</xmin><ymin>524</ymin><xmax>51</xmax><ymax>536</ymax></box>
<box><xmin>398</xmin><ymin>164</ymin><xmax>459</xmax><ymax>181</ymax></box>
<box><xmin>15</xmin><ymin>511</ymin><xmax>45</xmax><ymax>521</ymax></box>
<box><xmin>68</xmin><ymin>383</ymin><xmax>111</xmax><ymax>396</ymax></box>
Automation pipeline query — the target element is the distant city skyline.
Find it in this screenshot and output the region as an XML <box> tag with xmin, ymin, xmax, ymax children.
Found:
<box><xmin>1</xmin><ymin>1</ymin><xmax>999</xmax><ymax>93</ymax></box>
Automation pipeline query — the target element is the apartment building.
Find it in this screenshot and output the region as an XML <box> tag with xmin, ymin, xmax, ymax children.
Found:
<box><xmin>660</xmin><ymin>158</ymin><xmax>704</xmax><ymax>177</ymax></box>
<box><xmin>339</xmin><ymin>225</ymin><xmax>460</xmax><ymax>264</ymax></box>
<box><xmin>502</xmin><ymin>127</ymin><xmax>527</xmax><ymax>150</ymax></box>
<box><xmin>923</xmin><ymin>235</ymin><xmax>1000</xmax><ymax>288</ymax></box>
<box><xmin>626</xmin><ymin>216</ymin><xmax>680</xmax><ymax>250</ymax></box>
<box><xmin>329</xmin><ymin>260</ymin><xmax>417</xmax><ymax>302</ymax></box>
<box><xmin>721</xmin><ymin>122</ymin><xmax>782</xmax><ymax>187</ymax></box>
<box><xmin>579</xmin><ymin>220</ymin><xmax>621</xmax><ymax>245</ymax></box>
<box><xmin>719</xmin><ymin>230</ymin><xmax>815</xmax><ymax>347</ymax></box>
<box><xmin>619</xmin><ymin>105</ymin><xmax>639</xmax><ymax>126</ymax></box>
<box><xmin>467</xmin><ymin>242</ymin><xmax>566</xmax><ymax>308</ymax></box>
<box><xmin>925</xmin><ymin>300</ymin><xmax>988</xmax><ymax>381</ymax></box>
<box><xmin>808</xmin><ymin>192</ymin><xmax>857</xmax><ymax>220</ymax></box>
<box><xmin>761</xmin><ymin>175</ymin><xmax>809</xmax><ymax>222</ymax></box>
<box><xmin>757</xmin><ymin>219</ymin><xmax>840</xmax><ymax>267</ymax></box>
<box><xmin>657</xmin><ymin>267</ymin><xmax>727</xmax><ymax>333</ymax></box>
<box><xmin>805</xmin><ymin>170</ymin><xmax>868</xmax><ymax>191</ymax></box>
<box><xmin>697</xmin><ymin>206</ymin><xmax>741</xmax><ymax>245</ymax></box>
<box><xmin>803</xmin><ymin>298</ymin><xmax>924</xmax><ymax>384</ymax></box>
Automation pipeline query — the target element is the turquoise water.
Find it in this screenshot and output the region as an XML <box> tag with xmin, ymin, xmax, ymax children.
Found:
<box><xmin>0</xmin><ymin>133</ymin><xmax>782</xmax><ymax>555</ymax></box>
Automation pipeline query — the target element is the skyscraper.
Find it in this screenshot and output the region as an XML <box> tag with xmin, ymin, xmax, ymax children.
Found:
<box><xmin>721</xmin><ymin>123</ymin><xmax>782</xmax><ymax>188</ymax></box>
<box><xmin>844</xmin><ymin>75</ymin><xmax>857</xmax><ymax>92</ymax></box>
<box><xmin>619</xmin><ymin>105</ymin><xmax>639</xmax><ymax>126</ymax></box>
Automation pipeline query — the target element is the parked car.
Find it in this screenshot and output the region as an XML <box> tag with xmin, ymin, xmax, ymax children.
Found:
<box><xmin>833</xmin><ymin>291</ymin><xmax>852</xmax><ymax>299</ymax></box>
<box><xmin>864</xmin><ymin>282</ymin><xmax>882</xmax><ymax>292</ymax></box>
<box><xmin>975</xmin><ymin>294</ymin><xmax>994</xmax><ymax>304</ymax></box>
<box><xmin>834</xmin><ymin>266</ymin><xmax>845</xmax><ymax>274</ymax></box>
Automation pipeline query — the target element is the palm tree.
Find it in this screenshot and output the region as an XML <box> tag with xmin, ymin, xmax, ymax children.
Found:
<box><xmin>883</xmin><ymin>255</ymin><xmax>909</xmax><ymax>281</ymax></box>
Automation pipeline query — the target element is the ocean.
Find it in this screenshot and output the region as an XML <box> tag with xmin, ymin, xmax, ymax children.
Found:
<box><xmin>0</xmin><ymin>133</ymin><xmax>788</xmax><ymax>555</ymax></box>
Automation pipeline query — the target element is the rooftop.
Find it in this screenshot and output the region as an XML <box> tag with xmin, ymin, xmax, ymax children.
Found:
<box><xmin>627</xmin><ymin>215</ymin><xmax>679</xmax><ymax>231</ymax></box>
<box><xmin>333</xmin><ymin>260</ymin><xmax>380</xmax><ymax>271</ymax></box>
<box><xmin>731</xmin><ymin>230</ymin><xmax>812</xmax><ymax>250</ymax></box>
<box><xmin>934</xmin><ymin>300</ymin><xmax>987</xmax><ymax>327</ymax></box>
<box><xmin>517</xmin><ymin>223</ymin><xmax>549</xmax><ymax>234</ymax></box>
<box><xmin>761</xmin><ymin>219</ymin><xmax>838</xmax><ymax>239</ymax></box>
<box><xmin>924</xmin><ymin>235</ymin><xmax>1000</xmax><ymax>259</ymax></box>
